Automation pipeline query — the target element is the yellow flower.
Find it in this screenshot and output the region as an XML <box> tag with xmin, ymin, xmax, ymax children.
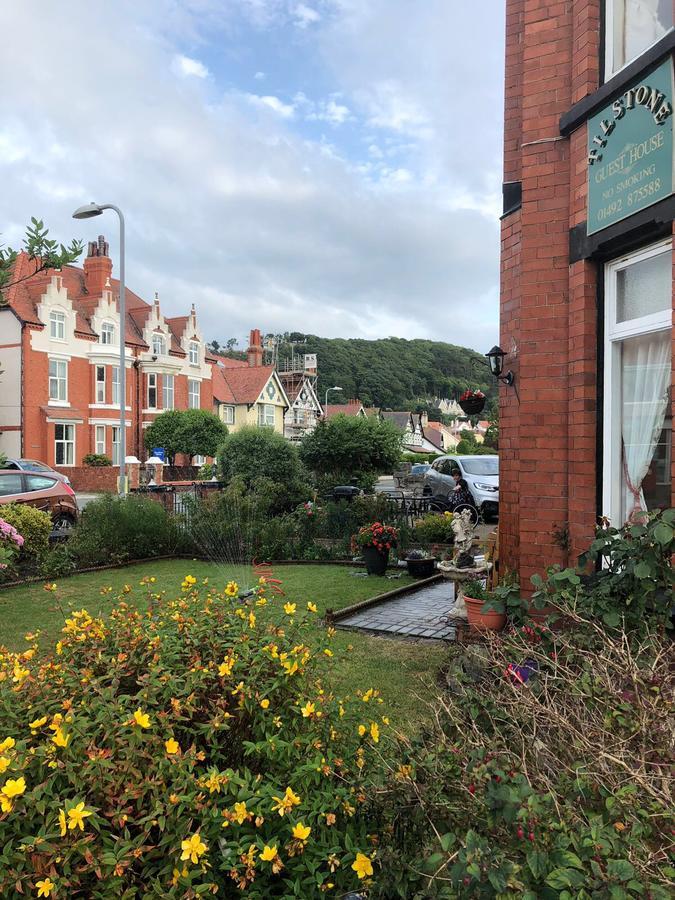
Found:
<box><xmin>55</xmin><ymin>642</ymin><xmax>63</xmax><ymax>655</ymax></box>
<box><xmin>233</xmin><ymin>801</ymin><xmax>249</xmax><ymax>824</ymax></box>
<box><xmin>358</xmin><ymin>725</ymin><xmax>366</xmax><ymax>737</ymax></box>
<box><xmin>323</xmin><ymin>649</ymin><xmax>333</xmax><ymax>657</ymax></box>
<box><xmin>362</xmin><ymin>689</ymin><xmax>375</xmax><ymax>702</ymax></box>
<box><xmin>225</xmin><ymin>581</ymin><xmax>239</xmax><ymax>597</ymax></box>
<box><xmin>260</xmin><ymin>844</ymin><xmax>277</xmax><ymax>862</ymax></box>
<box><xmin>352</xmin><ymin>852</ymin><xmax>374</xmax><ymax>879</ymax></box>
<box><xmin>307</xmin><ymin>602</ymin><xmax>317</xmax><ymax>613</ymax></box>
<box><xmin>204</xmin><ymin>772</ymin><xmax>223</xmax><ymax>794</ymax></box>
<box><xmin>300</xmin><ymin>702</ymin><xmax>315</xmax><ymax>718</ymax></box>
<box><xmin>58</xmin><ymin>808</ymin><xmax>67</xmax><ymax>836</ymax></box>
<box><xmin>36</xmin><ymin>878</ymin><xmax>55</xmax><ymax>897</ymax></box>
<box><xmin>218</xmin><ymin>657</ymin><xmax>235</xmax><ymax>677</ymax></box>
<box><xmin>271</xmin><ymin>786</ymin><xmax>301</xmax><ymax>816</ymax></box>
<box><xmin>248</xmin><ymin>611</ymin><xmax>256</xmax><ymax>629</ymax></box>
<box><xmin>67</xmin><ymin>801</ymin><xmax>92</xmax><ymax>831</ymax></box>
<box><xmin>51</xmin><ymin>728</ymin><xmax>70</xmax><ymax>748</ymax></box>
<box><xmin>29</xmin><ymin>716</ymin><xmax>48</xmax><ymax>730</ymax></box>
<box><xmin>0</xmin><ymin>757</ymin><xmax>10</xmax><ymax>775</ymax></box>
<box><xmin>180</xmin><ymin>832</ymin><xmax>208</xmax><ymax>864</ymax></box>
<box><xmin>165</xmin><ymin>739</ymin><xmax>179</xmax><ymax>755</ymax></box>
<box><xmin>292</xmin><ymin>823</ymin><xmax>311</xmax><ymax>841</ymax></box>
<box><xmin>133</xmin><ymin>709</ymin><xmax>151</xmax><ymax>729</ymax></box>
<box><xmin>283</xmin><ymin>602</ymin><xmax>296</xmax><ymax>615</ymax></box>
<box><xmin>2</xmin><ymin>776</ymin><xmax>26</xmax><ymax>799</ymax></box>
<box><xmin>0</xmin><ymin>738</ymin><xmax>15</xmax><ymax>753</ymax></box>
<box><xmin>260</xmin><ymin>699</ymin><xmax>270</xmax><ymax>709</ymax></box>
<box><xmin>370</xmin><ymin>722</ymin><xmax>380</xmax><ymax>743</ymax></box>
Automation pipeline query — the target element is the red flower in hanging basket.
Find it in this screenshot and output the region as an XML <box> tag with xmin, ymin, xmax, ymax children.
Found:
<box><xmin>460</xmin><ymin>389</ymin><xmax>485</xmax><ymax>402</ymax></box>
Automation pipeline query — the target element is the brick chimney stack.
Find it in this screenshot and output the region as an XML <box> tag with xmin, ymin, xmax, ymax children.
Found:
<box><xmin>247</xmin><ymin>328</ymin><xmax>263</xmax><ymax>367</ymax></box>
<box><xmin>83</xmin><ymin>235</ymin><xmax>113</xmax><ymax>297</ymax></box>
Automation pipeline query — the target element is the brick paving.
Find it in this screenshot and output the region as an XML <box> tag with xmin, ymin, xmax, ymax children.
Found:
<box><xmin>337</xmin><ymin>579</ymin><xmax>457</xmax><ymax>641</ymax></box>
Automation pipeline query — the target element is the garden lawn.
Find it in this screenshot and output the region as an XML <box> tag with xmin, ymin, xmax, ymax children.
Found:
<box><xmin>0</xmin><ymin>560</ymin><xmax>446</xmax><ymax>734</ymax></box>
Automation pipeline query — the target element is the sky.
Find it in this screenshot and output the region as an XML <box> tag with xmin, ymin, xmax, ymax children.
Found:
<box><xmin>1</xmin><ymin>1</ymin><xmax>504</xmax><ymax>353</ymax></box>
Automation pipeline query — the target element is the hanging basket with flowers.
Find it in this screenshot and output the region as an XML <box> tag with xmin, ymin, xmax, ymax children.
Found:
<box><xmin>458</xmin><ymin>389</ymin><xmax>486</xmax><ymax>415</ymax></box>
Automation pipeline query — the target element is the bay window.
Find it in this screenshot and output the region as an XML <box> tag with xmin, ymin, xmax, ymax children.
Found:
<box><xmin>112</xmin><ymin>366</ymin><xmax>120</xmax><ymax>405</ymax></box>
<box><xmin>96</xmin><ymin>365</ymin><xmax>106</xmax><ymax>403</ymax></box>
<box><xmin>162</xmin><ymin>374</ymin><xmax>174</xmax><ymax>409</ymax></box>
<box><xmin>112</xmin><ymin>426</ymin><xmax>121</xmax><ymax>466</ymax></box>
<box><xmin>606</xmin><ymin>0</ymin><xmax>673</xmax><ymax>77</ymax></box>
<box><xmin>54</xmin><ymin>424</ymin><xmax>75</xmax><ymax>465</ymax></box>
<box><xmin>147</xmin><ymin>373</ymin><xmax>157</xmax><ymax>409</ymax></box>
<box><xmin>49</xmin><ymin>359</ymin><xmax>67</xmax><ymax>402</ymax></box>
<box><xmin>604</xmin><ymin>240</ymin><xmax>672</xmax><ymax>524</ymax></box>
<box><xmin>95</xmin><ymin>424</ymin><xmax>106</xmax><ymax>456</ymax></box>
<box><xmin>188</xmin><ymin>378</ymin><xmax>200</xmax><ymax>409</ymax></box>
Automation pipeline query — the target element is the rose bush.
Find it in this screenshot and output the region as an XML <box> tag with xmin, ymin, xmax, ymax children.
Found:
<box><xmin>0</xmin><ymin>576</ymin><xmax>387</xmax><ymax>897</ymax></box>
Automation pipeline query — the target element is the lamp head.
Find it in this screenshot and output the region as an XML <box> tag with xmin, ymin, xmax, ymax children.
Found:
<box><xmin>331</xmin><ymin>386</ymin><xmax>343</xmax><ymax>392</ymax></box>
<box><xmin>72</xmin><ymin>203</ymin><xmax>103</xmax><ymax>220</ymax></box>
<box><xmin>485</xmin><ymin>345</ymin><xmax>506</xmax><ymax>378</ymax></box>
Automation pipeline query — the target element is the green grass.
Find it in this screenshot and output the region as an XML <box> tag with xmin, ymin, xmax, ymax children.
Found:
<box><xmin>0</xmin><ymin>560</ymin><xmax>447</xmax><ymax>734</ymax></box>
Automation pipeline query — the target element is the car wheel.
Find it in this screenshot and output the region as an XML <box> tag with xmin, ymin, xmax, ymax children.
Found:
<box><xmin>52</xmin><ymin>513</ymin><xmax>76</xmax><ymax>533</ymax></box>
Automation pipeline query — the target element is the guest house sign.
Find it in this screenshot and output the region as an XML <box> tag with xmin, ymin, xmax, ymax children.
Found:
<box><xmin>587</xmin><ymin>58</ymin><xmax>674</xmax><ymax>235</ymax></box>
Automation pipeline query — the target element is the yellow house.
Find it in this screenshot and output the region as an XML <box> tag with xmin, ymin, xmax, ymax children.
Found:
<box><xmin>212</xmin><ymin>360</ymin><xmax>289</xmax><ymax>436</ymax></box>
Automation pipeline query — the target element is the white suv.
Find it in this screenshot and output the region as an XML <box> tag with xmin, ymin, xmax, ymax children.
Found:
<box><xmin>424</xmin><ymin>455</ymin><xmax>499</xmax><ymax>520</ymax></box>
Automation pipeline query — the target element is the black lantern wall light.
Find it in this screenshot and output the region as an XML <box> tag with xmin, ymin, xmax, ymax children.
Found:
<box><xmin>485</xmin><ymin>345</ymin><xmax>514</xmax><ymax>386</ymax></box>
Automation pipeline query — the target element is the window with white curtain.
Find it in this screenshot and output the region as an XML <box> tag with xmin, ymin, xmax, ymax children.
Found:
<box><xmin>604</xmin><ymin>240</ymin><xmax>672</xmax><ymax>525</ymax></box>
<box><xmin>112</xmin><ymin>366</ymin><xmax>120</xmax><ymax>405</ymax></box>
<box><xmin>152</xmin><ymin>333</ymin><xmax>166</xmax><ymax>356</ymax></box>
<box><xmin>95</xmin><ymin>425</ymin><xmax>106</xmax><ymax>455</ymax></box>
<box><xmin>606</xmin><ymin>0</ymin><xmax>673</xmax><ymax>76</ymax></box>
<box><xmin>188</xmin><ymin>378</ymin><xmax>200</xmax><ymax>409</ymax></box>
<box><xmin>222</xmin><ymin>405</ymin><xmax>235</xmax><ymax>424</ymax></box>
<box><xmin>49</xmin><ymin>359</ymin><xmax>67</xmax><ymax>402</ymax></box>
<box><xmin>258</xmin><ymin>403</ymin><xmax>275</xmax><ymax>427</ymax></box>
<box><xmin>162</xmin><ymin>374</ymin><xmax>174</xmax><ymax>409</ymax></box>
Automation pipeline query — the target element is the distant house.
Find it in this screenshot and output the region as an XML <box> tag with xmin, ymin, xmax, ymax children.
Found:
<box><xmin>380</xmin><ymin>410</ymin><xmax>441</xmax><ymax>454</ymax></box>
<box><xmin>212</xmin><ymin>330</ymin><xmax>289</xmax><ymax>436</ymax></box>
<box><xmin>323</xmin><ymin>399</ymin><xmax>366</xmax><ymax>419</ymax></box>
<box><xmin>281</xmin><ymin>375</ymin><xmax>322</xmax><ymax>442</ymax></box>
<box><xmin>425</xmin><ymin>420</ymin><xmax>459</xmax><ymax>453</ymax></box>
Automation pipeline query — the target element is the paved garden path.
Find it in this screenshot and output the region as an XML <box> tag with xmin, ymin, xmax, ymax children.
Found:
<box><xmin>337</xmin><ymin>579</ymin><xmax>457</xmax><ymax>641</ymax></box>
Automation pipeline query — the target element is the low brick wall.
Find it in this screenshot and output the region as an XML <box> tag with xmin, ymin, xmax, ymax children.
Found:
<box><xmin>54</xmin><ymin>465</ymin><xmax>141</xmax><ymax>492</ymax></box>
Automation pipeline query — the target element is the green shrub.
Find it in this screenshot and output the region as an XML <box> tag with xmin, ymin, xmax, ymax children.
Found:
<box><xmin>412</xmin><ymin>512</ymin><xmax>454</xmax><ymax>544</ymax></box>
<box><xmin>67</xmin><ymin>495</ymin><xmax>182</xmax><ymax>567</ymax></box>
<box><xmin>0</xmin><ymin>503</ymin><xmax>51</xmax><ymax>564</ymax></box>
<box><xmin>82</xmin><ymin>453</ymin><xmax>111</xmax><ymax>467</ymax></box>
<box><xmin>0</xmin><ymin>578</ymin><xmax>388</xmax><ymax>897</ymax></box>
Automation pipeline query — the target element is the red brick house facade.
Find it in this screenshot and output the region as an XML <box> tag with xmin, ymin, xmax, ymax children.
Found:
<box><xmin>500</xmin><ymin>1</ymin><xmax>674</xmax><ymax>587</ymax></box>
<box><xmin>0</xmin><ymin>237</ymin><xmax>215</xmax><ymax>470</ymax></box>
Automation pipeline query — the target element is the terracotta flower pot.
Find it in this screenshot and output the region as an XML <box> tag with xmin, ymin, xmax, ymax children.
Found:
<box><xmin>464</xmin><ymin>594</ymin><xmax>506</xmax><ymax>632</ymax></box>
<box><xmin>362</xmin><ymin>546</ymin><xmax>389</xmax><ymax>575</ymax></box>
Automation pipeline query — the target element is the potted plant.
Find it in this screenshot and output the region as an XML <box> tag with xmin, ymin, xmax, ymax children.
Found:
<box><xmin>458</xmin><ymin>389</ymin><xmax>486</xmax><ymax>416</ymax></box>
<box><xmin>355</xmin><ymin>522</ymin><xmax>398</xmax><ymax>575</ymax></box>
<box><xmin>406</xmin><ymin>548</ymin><xmax>436</xmax><ymax>578</ymax></box>
<box><xmin>462</xmin><ymin>578</ymin><xmax>506</xmax><ymax>632</ymax></box>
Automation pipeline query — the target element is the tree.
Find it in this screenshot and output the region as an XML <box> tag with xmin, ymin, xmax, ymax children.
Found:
<box><xmin>299</xmin><ymin>415</ymin><xmax>402</xmax><ymax>491</ymax></box>
<box><xmin>1</xmin><ymin>218</ymin><xmax>83</xmax><ymax>295</ymax></box>
<box><xmin>456</xmin><ymin>430</ymin><xmax>478</xmax><ymax>455</ymax></box>
<box><xmin>144</xmin><ymin>410</ymin><xmax>227</xmax><ymax>464</ymax></box>
<box><xmin>484</xmin><ymin>421</ymin><xmax>499</xmax><ymax>450</ymax></box>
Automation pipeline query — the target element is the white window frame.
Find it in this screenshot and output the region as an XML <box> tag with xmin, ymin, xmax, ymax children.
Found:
<box><xmin>49</xmin><ymin>359</ymin><xmax>68</xmax><ymax>403</ymax></box>
<box><xmin>222</xmin><ymin>405</ymin><xmax>235</xmax><ymax>425</ymax></box>
<box><xmin>96</xmin><ymin>365</ymin><xmax>106</xmax><ymax>404</ymax></box>
<box><xmin>189</xmin><ymin>341</ymin><xmax>199</xmax><ymax>365</ymax></box>
<box><xmin>100</xmin><ymin>322</ymin><xmax>115</xmax><ymax>345</ymax></box>
<box><xmin>54</xmin><ymin>423</ymin><xmax>75</xmax><ymax>466</ymax></box>
<box><xmin>188</xmin><ymin>378</ymin><xmax>200</xmax><ymax>409</ymax></box>
<box><xmin>258</xmin><ymin>403</ymin><xmax>276</xmax><ymax>427</ymax></box>
<box><xmin>162</xmin><ymin>374</ymin><xmax>174</xmax><ymax>410</ymax></box>
<box><xmin>152</xmin><ymin>333</ymin><xmax>166</xmax><ymax>356</ymax></box>
<box><xmin>147</xmin><ymin>373</ymin><xmax>157</xmax><ymax>409</ymax></box>
<box><xmin>49</xmin><ymin>310</ymin><xmax>66</xmax><ymax>341</ymax></box>
<box><xmin>111</xmin><ymin>425</ymin><xmax>121</xmax><ymax>466</ymax></box>
<box><xmin>112</xmin><ymin>366</ymin><xmax>120</xmax><ymax>406</ymax></box>
<box><xmin>604</xmin><ymin>0</ymin><xmax>674</xmax><ymax>79</ymax></box>
<box><xmin>95</xmin><ymin>424</ymin><xmax>106</xmax><ymax>456</ymax></box>
<box><xmin>603</xmin><ymin>238</ymin><xmax>672</xmax><ymax>525</ymax></box>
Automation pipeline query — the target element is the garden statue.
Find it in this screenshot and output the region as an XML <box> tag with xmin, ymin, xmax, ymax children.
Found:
<box><xmin>450</xmin><ymin>508</ymin><xmax>475</xmax><ymax>568</ymax></box>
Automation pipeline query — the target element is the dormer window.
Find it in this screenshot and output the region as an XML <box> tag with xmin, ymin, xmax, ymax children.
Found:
<box><xmin>189</xmin><ymin>341</ymin><xmax>199</xmax><ymax>365</ymax></box>
<box><xmin>49</xmin><ymin>310</ymin><xmax>66</xmax><ymax>341</ymax></box>
<box><xmin>152</xmin><ymin>334</ymin><xmax>166</xmax><ymax>356</ymax></box>
<box><xmin>101</xmin><ymin>322</ymin><xmax>115</xmax><ymax>345</ymax></box>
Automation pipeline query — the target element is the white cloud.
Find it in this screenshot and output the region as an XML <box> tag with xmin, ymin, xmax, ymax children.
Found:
<box><xmin>171</xmin><ymin>54</ymin><xmax>209</xmax><ymax>79</ymax></box>
<box><xmin>245</xmin><ymin>93</ymin><xmax>296</xmax><ymax>118</ymax></box>
<box><xmin>293</xmin><ymin>3</ymin><xmax>321</xmax><ymax>28</ymax></box>
<box><xmin>254</xmin><ymin>70</ymin><xmax>266</xmax><ymax>80</ymax></box>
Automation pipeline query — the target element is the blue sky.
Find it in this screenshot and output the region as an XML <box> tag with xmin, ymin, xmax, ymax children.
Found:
<box><xmin>1</xmin><ymin>1</ymin><xmax>505</xmax><ymax>351</ymax></box>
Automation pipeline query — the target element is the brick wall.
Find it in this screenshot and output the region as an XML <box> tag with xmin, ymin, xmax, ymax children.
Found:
<box><xmin>54</xmin><ymin>464</ymin><xmax>141</xmax><ymax>492</ymax></box>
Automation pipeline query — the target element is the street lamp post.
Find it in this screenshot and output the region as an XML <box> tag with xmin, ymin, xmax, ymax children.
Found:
<box><xmin>324</xmin><ymin>385</ymin><xmax>343</xmax><ymax>412</ymax></box>
<box><xmin>72</xmin><ymin>203</ymin><xmax>127</xmax><ymax>495</ymax></box>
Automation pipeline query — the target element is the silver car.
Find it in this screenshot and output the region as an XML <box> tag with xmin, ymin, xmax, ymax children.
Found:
<box><xmin>3</xmin><ymin>458</ymin><xmax>72</xmax><ymax>487</ymax></box>
<box><xmin>424</xmin><ymin>454</ymin><xmax>499</xmax><ymax>520</ymax></box>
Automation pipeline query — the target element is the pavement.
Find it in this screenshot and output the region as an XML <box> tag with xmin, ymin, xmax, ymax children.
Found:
<box><xmin>75</xmin><ymin>493</ymin><xmax>103</xmax><ymax>510</ymax></box>
<box><xmin>337</xmin><ymin>578</ymin><xmax>458</xmax><ymax>641</ymax></box>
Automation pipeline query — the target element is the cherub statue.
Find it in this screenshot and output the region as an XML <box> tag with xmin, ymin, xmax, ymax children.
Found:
<box><xmin>450</xmin><ymin>508</ymin><xmax>475</xmax><ymax>568</ymax></box>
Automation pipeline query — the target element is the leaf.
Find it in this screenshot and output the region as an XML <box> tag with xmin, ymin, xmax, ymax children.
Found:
<box><xmin>633</xmin><ymin>561</ymin><xmax>652</xmax><ymax>579</ymax></box>
<box><xmin>527</xmin><ymin>850</ymin><xmax>548</xmax><ymax>879</ymax></box>
<box><xmin>556</xmin><ymin>851</ymin><xmax>584</xmax><ymax>870</ymax></box>
<box><xmin>546</xmin><ymin>868</ymin><xmax>585</xmax><ymax>889</ymax></box>
<box><xmin>607</xmin><ymin>859</ymin><xmax>634</xmax><ymax>882</ymax></box>
<box><xmin>602</xmin><ymin>610</ymin><xmax>621</xmax><ymax>627</ymax></box>
<box><xmin>652</xmin><ymin>521</ymin><xmax>673</xmax><ymax>546</ymax></box>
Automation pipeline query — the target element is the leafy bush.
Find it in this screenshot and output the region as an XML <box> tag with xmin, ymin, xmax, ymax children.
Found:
<box><xmin>67</xmin><ymin>495</ymin><xmax>183</xmax><ymax>567</ymax></box>
<box><xmin>145</xmin><ymin>409</ymin><xmax>228</xmax><ymax>464</ymax></box>
<box><xmin>0</xmin><ymin>503</ymin><xmax>51</xmax><ymax>565</ymax></box>
<box><xmin>412</xmin><ymin>512</ymin><xmax>454</xmax><ymax>544</ymax></box>
<box><xmin>0</xmin><ymin>516</ymin><xmax>24</xmax><ymax>573</ymax></box>
<box><xmin>371</xmin><ymin>622</ymin><xmax>673</xmax><ymax>898</ymax></box>
<box><xmin>0</xmin><ymin>578</ymin><xmax>388</xmax><ymax>897</ymax></box>
<box><xmin>82</xmin><ymin>453</ymin><xmax>111</xmax><ymax>467</ymax></box>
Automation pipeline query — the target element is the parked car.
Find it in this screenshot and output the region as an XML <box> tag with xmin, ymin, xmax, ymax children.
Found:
<box><xmin>410</xmin><ymin>463</ymin><xmax>431</xmax><ymax>475</ymax></box>
<box><xmin>423</xmin><ymin>454</ymin><xmax>499</xmax><ymax>520</ymax></box>
<box><xmin>3</xmin><ymin>458</ymin><xmax>72</xmax><ymax>487</ymax></box>
<box><xmin>0</xmin><ymin>470</ymin><xmax>79</xmax><ymax>531</ymax></box>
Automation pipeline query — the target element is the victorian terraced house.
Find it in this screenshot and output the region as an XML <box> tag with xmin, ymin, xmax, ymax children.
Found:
<box><xmin>0</xmin><ymin>236</ymin><xmax>215</xmax><ymax>468</ymax></box>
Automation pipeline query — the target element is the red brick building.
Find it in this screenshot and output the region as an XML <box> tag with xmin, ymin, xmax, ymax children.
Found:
<box><xmin>0</xmin><ymin>236</ymin><xmax>215</xmax><ymax>471</ymax></box>
<box><xmin>500</xmin><ymin>0</ymin><xmax>674</xmax><ymax>586</ymax></box>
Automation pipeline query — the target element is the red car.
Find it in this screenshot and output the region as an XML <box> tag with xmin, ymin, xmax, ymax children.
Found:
<box><xmin>0</xmin><ymin>469</ymin><xmax>79</xmax><ymax>531</ymax></box>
